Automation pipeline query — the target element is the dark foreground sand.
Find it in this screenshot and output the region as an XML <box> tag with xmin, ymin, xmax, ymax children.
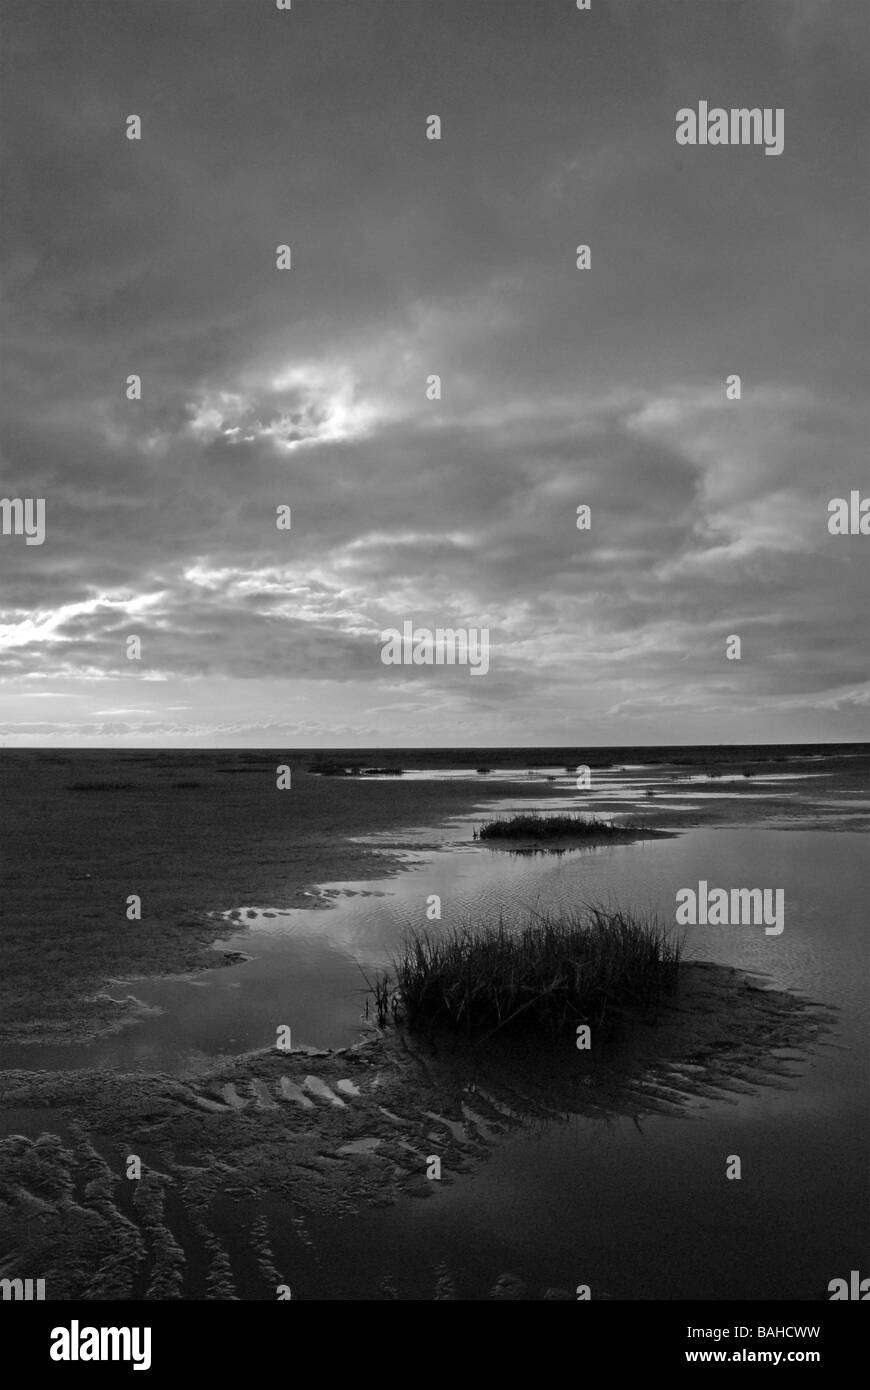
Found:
<box><xmin>0</xmin><ymin>963</ymin><xmax>833</xmax><ymax>1299</ymax></box>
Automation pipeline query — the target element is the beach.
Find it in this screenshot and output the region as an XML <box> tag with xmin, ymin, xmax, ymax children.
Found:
<box><xmin>1</xmin><ymin>745</ymin><xmax>867</xmax><ymax>1299</ymax></box>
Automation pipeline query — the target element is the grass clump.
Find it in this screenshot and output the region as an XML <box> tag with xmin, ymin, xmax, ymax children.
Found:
<box><xmin>374</xmin><ymin>907</ymin><xmax>681</xmax><ymax>1039</ymax></box>
<box><xmin>474</xmin><ymin>813</ymin><xmax>641</xmax><ymax>842</ymax></box>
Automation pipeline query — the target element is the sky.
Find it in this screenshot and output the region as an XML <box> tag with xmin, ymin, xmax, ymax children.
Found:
<box><xmin>0</xmin><ymin>0</ymin><xmax>867</xmax><ymax>747</ymax></box>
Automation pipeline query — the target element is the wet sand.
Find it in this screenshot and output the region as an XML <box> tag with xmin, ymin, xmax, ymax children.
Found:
<box><xmin>0</xmin><ymin>962</ymin><xmax>833</xmax><ymax>1299</ymax></box>
<box><xmin>1</xmin><ymin>745</ymin><xmax>867</xmax><ymax>1299</ymax></box>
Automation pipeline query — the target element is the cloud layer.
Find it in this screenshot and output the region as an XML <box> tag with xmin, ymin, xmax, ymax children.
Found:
<box><xmin>1</xmin><ymin>0</ymin><xmax>867</xmax><ymax>745</ymax></box>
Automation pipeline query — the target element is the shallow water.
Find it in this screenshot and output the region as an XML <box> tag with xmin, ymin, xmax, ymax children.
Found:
<box><xmin>159</xmin><ymin>821</ymin><xmax>868</xmax><ymax>1297</ymax></box>
<box><xmin>3</xmin><ymin>768</ymin><xmax>867</xmax><ymax>1076</ymax></box>
<box><xmin>2</xmin><ymin>754</ymin><xmax>867</xmax><ymax>1298</ymax></box>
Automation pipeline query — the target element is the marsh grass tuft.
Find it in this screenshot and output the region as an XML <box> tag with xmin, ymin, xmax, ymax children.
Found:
<box><xmin>373</xmin><ymin>907</ymin><xmax>681</xmax><ymax>1039</ymax></box>
<box><xmin>473</xmin><ymin>813</ymin><xmax>645</xmax><ymax>842</ymax></box>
